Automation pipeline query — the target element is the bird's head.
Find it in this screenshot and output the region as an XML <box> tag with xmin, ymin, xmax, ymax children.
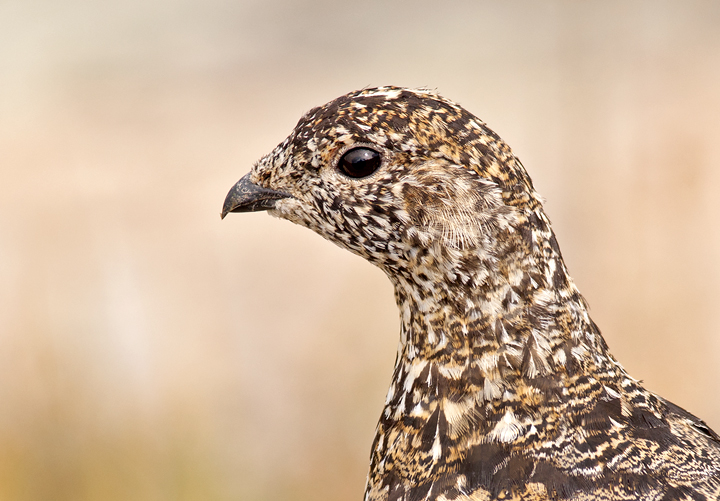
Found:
<box><xmin>223</xmin><ymin>87</ymin><xmax>546</xmax><ymax>285</ymax></box>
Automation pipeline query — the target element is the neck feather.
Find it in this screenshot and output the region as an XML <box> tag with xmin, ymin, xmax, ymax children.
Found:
<box><xmin>365</xmin><ymin>211</ymin><xmax>634</xmax><ymax>501</ymax></box>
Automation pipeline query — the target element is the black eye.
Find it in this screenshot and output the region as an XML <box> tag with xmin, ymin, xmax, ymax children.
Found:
<box><xmin>338</xmin><ymin>147</ymin><xmax>382</xmax><ymax>178</ymax></box>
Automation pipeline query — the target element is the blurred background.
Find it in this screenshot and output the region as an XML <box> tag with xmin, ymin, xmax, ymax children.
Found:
<box><xmin>2</xmin><ymin>1</ymin><xmax>720</xmax><ymax>500</ymax></box>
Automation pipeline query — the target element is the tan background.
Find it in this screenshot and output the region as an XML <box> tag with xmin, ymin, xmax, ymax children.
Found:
<box><xmin>2</xmin><ymin>1</ymin><xmax>720</xmax><ymax>500</ymax></box>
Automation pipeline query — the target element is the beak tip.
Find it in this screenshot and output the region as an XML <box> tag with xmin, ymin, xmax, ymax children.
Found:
<box><xmin>221</xmin><ymin>173</ymin><xmax>290</xmax><ymax>217</ymax></box>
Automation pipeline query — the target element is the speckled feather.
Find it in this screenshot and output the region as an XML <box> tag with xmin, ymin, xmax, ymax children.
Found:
<box><xmin>223</xmin><ymin>87</ymin><xmax>720</xmax><ymax>501</ymax></box>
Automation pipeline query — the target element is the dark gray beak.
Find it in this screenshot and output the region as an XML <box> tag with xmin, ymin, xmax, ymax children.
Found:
<box><xmin>221</xmin><ymin>173</ymin><xmax>291</xmax><ymax>219</ymax></box>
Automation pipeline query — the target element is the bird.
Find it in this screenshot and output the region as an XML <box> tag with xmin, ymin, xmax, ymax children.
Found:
<box><xmin>222</xmin><ymin>87</ymin><xmax>720</xmax><ymax>501</ymax></box>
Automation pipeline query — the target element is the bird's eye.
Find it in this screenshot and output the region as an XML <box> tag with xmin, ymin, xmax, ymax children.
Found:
<box><xmin>337</xmin><ymin>147</ymin><xmax>381</xmax><ymax>178</ymax></box>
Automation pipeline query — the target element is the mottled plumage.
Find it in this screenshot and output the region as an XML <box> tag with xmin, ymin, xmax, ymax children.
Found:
<box><xmin>222</xmin><ymin>87</ymin><xmax>720</xmax><ymax>500</ymax></box>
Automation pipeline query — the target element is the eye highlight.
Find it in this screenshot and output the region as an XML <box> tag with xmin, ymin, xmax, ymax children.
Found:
<box><xmin>337</xmin><ymin>147</ymin><xmax>381</xmax><ymax>178</ymax></box>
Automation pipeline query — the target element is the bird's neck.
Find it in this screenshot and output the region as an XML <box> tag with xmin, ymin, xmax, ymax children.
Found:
<box><xmin>365</xmin><ymin>213</ymin><xmax>632</xmax><ymax>499</ymax></box>
<box><xmin>377</xmin><ymin>209</ymin><xmax>626</xmax><ymax>435</ymax></box>
<box><xmin>366</xmin><ymin>213</ymin><xmax>635</xmax><ymax>500</ymax></box>
<box><xmin>389</xmin><ymin>209</ymin><xmax>611</xmax><ymax>374</ymax></box>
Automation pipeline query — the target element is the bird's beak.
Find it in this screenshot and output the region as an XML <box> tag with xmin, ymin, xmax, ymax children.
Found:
<box><xmin>221</xmin><ymin>173</ymin><xmax>291</xmax><ymax>219</ymax></box>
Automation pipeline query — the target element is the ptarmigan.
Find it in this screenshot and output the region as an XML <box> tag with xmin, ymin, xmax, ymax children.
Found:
<box><xmin>222</xmin><ymin>87</ymin><xmax>720</xmax><ymax>501</ymax></box>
